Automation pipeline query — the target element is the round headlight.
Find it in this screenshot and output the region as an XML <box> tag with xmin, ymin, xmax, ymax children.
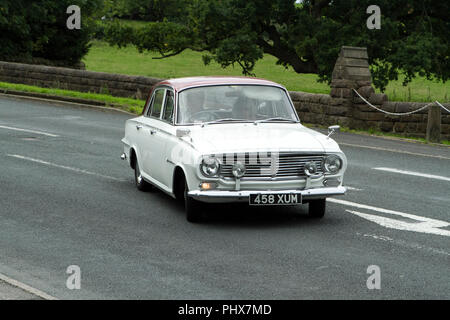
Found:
<box><xmin>323</xmin><ymin>155</ymin><xmax>342</xmax><ymax>174</ymax></box>
<box><xmin>304</xmin><ymin>161</ymin><xmax>317</xmax><ymax>176</ymax></box>
<box><xmin>200</xmin><ymin>157</ymin><xmax>220</xmax><ymax>177</ymax></box>
<box><xmin>232</xmin><ymin>162</ymin><xmax>246</xmax><ymax>178</ymax></box>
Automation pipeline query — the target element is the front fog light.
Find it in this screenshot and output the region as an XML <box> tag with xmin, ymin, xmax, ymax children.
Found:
<box><xmin>323</xmin><ymin>155</ymin><xmax>342</xmax><ymax>174</ymax></box>
<box><xmin>304</xmin><ymin>161</ymin><xmax>317</xmax><ymax>176</ymax></box>
<box><xmin>232</xmin><ymin>162</ymin><xmax>246</xmax><ymax>178</ymax></box>
<box><xmin>323</xmin><ymin>178</ymin><xmax>341</xmax><ymax>187</ymax></box>
<box><xmin>200</xmin><ymin>157</ymin><xmax>220</xmax><ymax>177</ymax></box>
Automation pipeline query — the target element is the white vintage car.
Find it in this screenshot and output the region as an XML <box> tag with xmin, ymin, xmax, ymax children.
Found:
<box><xmin>121</xmin><ymin>77</ymin><xmax>347</xmax><ymax>222</ymax></box>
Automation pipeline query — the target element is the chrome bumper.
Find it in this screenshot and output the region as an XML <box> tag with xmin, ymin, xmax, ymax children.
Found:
<box><xmin>188</xmin><ymin>186</ymin><xmax>346</xmax><ymax>203</ymax></box>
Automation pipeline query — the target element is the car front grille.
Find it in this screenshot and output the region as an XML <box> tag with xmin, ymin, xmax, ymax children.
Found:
<box><xmin>218</xmin><ymin>152</ymin><xmax>324</xmax><ymax>180</ymax></box>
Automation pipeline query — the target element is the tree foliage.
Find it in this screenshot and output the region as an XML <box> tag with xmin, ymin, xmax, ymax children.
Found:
<box><xmin>102</xmin><ymin>0</ymin><xmax>190</xmax><ymax>23</ymax></box>
<box><xmin>104</xmin><ymin>0</ymin><xmax>449</xmax><ymax>91</ymax></box>
<box><xmin>0</xmin><ymin>0</ymin><xmax>102</xmax><ymax>66</ymax></box>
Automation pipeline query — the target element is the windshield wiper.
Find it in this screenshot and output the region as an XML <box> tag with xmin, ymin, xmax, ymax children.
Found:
<box><xmin>201</xmin><ymin>118</ymin><xmax>249</xmax><ymax>127</ymax></box>
<box><xmin>254</xmin><ymin>117</ymin><xmax>298</xmax><ymax>124</ymax></box>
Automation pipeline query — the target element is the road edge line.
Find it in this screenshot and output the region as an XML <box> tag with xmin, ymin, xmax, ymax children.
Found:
<box><xmin>0</xmin><ymin>92</ymin><xmax>137</xmax><ymax>116</ymax></box>
<box><xmin>0</xmin><ymin>272</ymin><xmax>58</xmax><ymax>300</ymax></box>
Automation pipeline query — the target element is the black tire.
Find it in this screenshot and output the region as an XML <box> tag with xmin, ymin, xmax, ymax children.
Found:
<box><xmin>308</xmin><ymin>199</ymin><xmax>326</xmax><ymax>219</ymax></box>
<box><xmin>134</xmin><ymin>160</ymin><xmax>152</xmax><ymax>191</ymax></box>
<box><xmin>184</xmin><ymin>181</ymin><xmax>202</xmax><ymax>223</ymax></box>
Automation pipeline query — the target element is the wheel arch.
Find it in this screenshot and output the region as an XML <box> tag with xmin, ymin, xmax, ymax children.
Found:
<box><xmin>129</xmin><ymin>147</ymin><xmax>137</xmax><ymax>170</ymax></box>
<box><xmin>172</xmin><ymin>165</ymin><xmax>187</xmax><ymax>201</ymax></box>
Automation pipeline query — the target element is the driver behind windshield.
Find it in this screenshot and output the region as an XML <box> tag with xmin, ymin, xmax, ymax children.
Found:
<box><xmin>177</xmin><ymin>85</ymin><xmax>295</xmax><ymax>124</ymax></box>
<box><xmin>178</xmin><ymin>90</ymin><xmax>206</xmax><ymax>123</ymax></box>
<box><xmin>187</xmin><ymin>90</ymin><xmax>205</xmax><ymax>119</ymax></box>
<box><xmin>178</xmin><ymin>89</ymin><xmax>205</xmax><ymax>123</ymax></box>
<box><xmin>232</xmin><ymin>95</ymin><xmax>257</xmax><ymax>120</ymax></box>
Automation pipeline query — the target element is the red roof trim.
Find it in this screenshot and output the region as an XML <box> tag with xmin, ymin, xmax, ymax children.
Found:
<box><xmin>153</xmin><ymin>76</ymin><xmax>284</xmax><ymax>91</ymax></box>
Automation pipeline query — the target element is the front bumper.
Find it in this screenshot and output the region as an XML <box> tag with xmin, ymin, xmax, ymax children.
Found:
<box><xmin>188</xmin><ymin>186</ymin><xmax>346</xmax><ymax>203</ymax></box>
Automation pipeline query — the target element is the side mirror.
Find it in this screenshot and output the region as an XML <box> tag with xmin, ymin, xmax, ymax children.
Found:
<box><xmin>176</xmin><ymin>129</ymin><xmax>190</xmax><ymax>138</ymax></box>
<box><xmin>327</xmin><ymin>125</ymin><xmax>340</xmax><ymax>138</ymax></box>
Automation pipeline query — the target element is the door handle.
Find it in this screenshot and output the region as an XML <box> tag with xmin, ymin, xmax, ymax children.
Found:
<box><xmin>150</xmin><ymin>129</ymin><xmax>156</xmax><ymax>135</ymax></box>
<box><xmin>136</xmin><ymin>125</ymin><xmax>143</xmax><ymax>130</ymax></box>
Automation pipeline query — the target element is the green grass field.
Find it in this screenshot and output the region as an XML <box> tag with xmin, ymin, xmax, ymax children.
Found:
<box><xmin>84</xmin><ymin>40</ymin><xmax>450</xmax><ymax>103</ymax></box>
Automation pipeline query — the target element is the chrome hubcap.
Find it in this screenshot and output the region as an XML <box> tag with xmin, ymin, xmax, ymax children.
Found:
<box><xmin>136</xmin><ymin>165</ymin><xmax>142</xmax><ymax>184</ymax></box>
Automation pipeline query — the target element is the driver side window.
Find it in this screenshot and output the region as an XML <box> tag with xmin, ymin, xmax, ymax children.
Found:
<box><xmin>162</xmin><ymin>90</ymin><xmax>174</xmax><ymax>123</ymax></box>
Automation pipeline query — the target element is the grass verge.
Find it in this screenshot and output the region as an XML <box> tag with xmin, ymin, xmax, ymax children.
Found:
<box><xmin>0</xmin><ymin>82</ymin><xmax>145</xmax><ymax>114</ymax></box>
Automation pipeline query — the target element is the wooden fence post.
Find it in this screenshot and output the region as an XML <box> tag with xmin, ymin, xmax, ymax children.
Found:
<box><xmin>426</xmin><ymin>105</ymin><xmax>441</xmax><ymax>143</ymax></box>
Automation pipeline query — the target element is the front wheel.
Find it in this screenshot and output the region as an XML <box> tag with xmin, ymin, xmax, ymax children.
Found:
<box><xmin>184</xmin><ymin>182</ymin><xmax>202</xmax><ymax>223</ymax></box>
<box><xmin>308</xmin><ymin>199</ymin><xmax>326</xmax><ymax>219</ymax></box>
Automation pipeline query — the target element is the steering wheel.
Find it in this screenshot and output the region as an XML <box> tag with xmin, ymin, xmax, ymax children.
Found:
<box><xmin>187</xmin><ymin>110</ymin><xmax>220</xmax><ymax>123</ymax></box>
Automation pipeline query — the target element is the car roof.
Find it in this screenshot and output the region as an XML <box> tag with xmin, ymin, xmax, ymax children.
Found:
<box><xmin>155</xmin><ymin>76</ymin><xmax>285</xmax><ymax>91</ymax></box>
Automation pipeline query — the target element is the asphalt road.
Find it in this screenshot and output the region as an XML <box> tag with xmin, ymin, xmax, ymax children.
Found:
<box><xmin>0</xmin><ymin>95</ymin><xmax>449</xmax><ymax>300</ymax></box>
<box><xmin>0</xmin><ymin>280</ymin><xmax>42</xmax><ymax>300</ymax></box>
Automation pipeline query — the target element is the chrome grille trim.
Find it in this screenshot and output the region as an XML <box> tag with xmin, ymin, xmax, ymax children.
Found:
<box><xmin>219</xmin><ymin>153</ymin><xmax>325</xmax><ymax>180</ymax></box>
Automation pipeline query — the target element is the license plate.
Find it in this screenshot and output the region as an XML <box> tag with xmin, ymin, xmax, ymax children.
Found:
<box><xmin>249</xmin><ymin>193</ymin><xmax>301</xmax><ymax>206</ymax></box>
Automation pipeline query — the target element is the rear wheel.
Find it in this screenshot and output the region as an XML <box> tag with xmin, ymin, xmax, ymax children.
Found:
<box><xmin>134</xmin><ymin>159</ymin><xmax>152</xmax><ymax>191</ymax></box>
<box><xmin>308</xmin><ymin>199</ymin><xmax>326</xmax><ymax>219</ymax></box>
<box><xmin>184</xmin><ymin>181</ymin><xmax>202</xmax><ymax>223</ymax></box>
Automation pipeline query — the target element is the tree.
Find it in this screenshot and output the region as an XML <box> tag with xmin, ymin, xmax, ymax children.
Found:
<box><xmin>0</xmin><ymin>1</ymin><xmax>32</xmax><ymax>60</ymax></box>
<box><xmin>102</xmin><ymin>0</ymin><xmax>190</xmax><ymax>22</ymax></box>
<box><xmin>0</xmin><ymin>0</ymin><xmax>102</xmax><ymax>66</ymax></box>
<box><xmin>105</xmin><ymin>0</ymin><xmax>449</xmax><ymax>91</ymax></box>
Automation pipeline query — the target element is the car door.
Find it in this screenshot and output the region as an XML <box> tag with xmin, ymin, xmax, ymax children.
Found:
<box><xmin>142</xmin><ymin>87</ymin><xmax>175</xmax><ymax>187</ymax></box>
<box><xmin>130</xmin><ymin>92</ymin><xmax>154</xmax><ymax>177</ymax></box>
<box><xmin>139</xmin><ymin>88</ymin><xmax>165</xmax><ymax>180</ymax></box>
<box><xmin>156</xmin><ymin>89</ymin><xmax>177</xmax><ymax>188</ymax></box>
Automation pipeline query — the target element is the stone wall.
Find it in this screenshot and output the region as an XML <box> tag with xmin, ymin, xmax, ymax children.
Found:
<box><xmin>327</xmin><ymin>46</ymin><xmax>450</xmax><ymax>140</ymax></box>
<box><xmin>0</xmin><ymin>55</ymin><xmax>449</xmax><ymax>139</ymax></box>
<box><xmin>290</xmin><ymin>89</ymin><xmax>449</xmax><ymax>139</ymax></box>
<box><xmin>290</xmin><ymin>91</ymin><xmax>351</xmax><ymax>127</ymax></box>
<box><xmin>352</xmin><ymin>91</ymin><xmax>450</xmax><ymax>139</ymax></box>
<box><xmin>0</xmin><ymin>61</ymin><xmax>162</xmax><ymax>99</ymax></box>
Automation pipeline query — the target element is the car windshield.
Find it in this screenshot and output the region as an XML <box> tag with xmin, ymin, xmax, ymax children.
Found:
<box><xmin>176</xmin><ymin>85</ymin><xmax>298</xmax><ymax>125</ymax></box>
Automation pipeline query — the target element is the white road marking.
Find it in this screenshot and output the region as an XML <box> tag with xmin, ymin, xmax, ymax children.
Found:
<box><xmin>373</xmin><ymin>167</ymin><xmax>450</xmax><ymax>182</ymax></box>
<box><xmin>358</xmin><ymin>233</ymin><xmax>394</xmax><ymax>242</ymax></box>
<box><xmin>339</xmin><ymin>142</ymin><xmax>450</xmax><ymax>160</ymax></box>
<box><xmin>347</xmin><ymin>210</ymin><xmax>450</xmax><ymax>237</ymax></box>
<box><xmin>329</xmin><ymin>198</ymin><xmax>447</xmax><ymax>224</ymax></box>
<box><xmin>7</xmin><ymin>154</ymin><xmax>124</xmax><ymax>182</ymax></box>
<box><xmin>346</xmin><ymin>186</ymin><xmax>363</xmax><ymax>191</ymax></box>
<box><xmin>0</xmin><ymin>272</ymin><xmax>57</xmax><ymax>300</ymax></box>
<box><xmin>356</xmin><ymin>232</ymin><xmax>450</xmax><ymax>256</ymax></box>
<box><xmin>0</xmin><ymin>125</ymin><xmax>59</xmax><ymax>137</ymax></box>
<box><xmin>328</xmin><ymin>198</ymin><xmax>450</xmax><ymax>237</ymax></box>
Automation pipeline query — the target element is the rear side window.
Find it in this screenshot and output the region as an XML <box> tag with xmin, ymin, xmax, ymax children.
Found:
<box><xmin>163</xmin><ymin>91</ymin><xmax>174</xmax><ymax>123</ymax></box>
<box><xmin>150</xmin><ymin>89</ymin><xmax>165</xmax><ymax>118</ymax></box>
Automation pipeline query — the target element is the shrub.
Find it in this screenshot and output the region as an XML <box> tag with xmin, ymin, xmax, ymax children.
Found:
<box><xmin>0</xmin><ymin>0</ymin><xmax>102</xmax><ymax>66</ymax></box>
